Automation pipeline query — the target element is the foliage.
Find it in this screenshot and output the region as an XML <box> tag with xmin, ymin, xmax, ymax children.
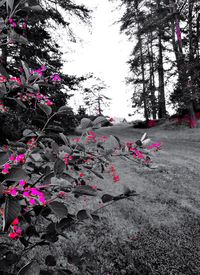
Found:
<box><xmin>0</xmin><ymin>1</ymin><xmax>161</xmax><ymax>274</ymax></box>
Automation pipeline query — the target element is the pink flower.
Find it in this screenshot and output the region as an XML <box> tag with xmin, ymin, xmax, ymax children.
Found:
<box><xmin>91</xmin><ymin>185</ymin><xmax>97</xmax><ymax>190</ymax></box>
<box><xmin>41</xmin><ymin>65</ymin><xmax>47</xmax><ymax>71</ymax></box>
<box><xmin>113</xmin><ymin>174</ymin><xmax>120</xmax><ymax>183</ymax></box>
<box><xmin>0</xmin><ymin>75</ymin><xmax>7</xmax><ymax>83</ymax></box>
<box><xmin>29</xmin><ymin>198</ymin><xmax>36</xmax><ymax>205</ymax></box>
<box><xmin>12</xmin><ymin>218</ymin><xmax>19</xmax><ymax>225</ymax></box>
<box><xmin>8</xmin><ymin>232</ymin><xmax>18</xmax><ymax>239</ymax></box>
<box><xmin>23</xmin><ymin>191</ymin><xmax>29</xmax><ymax>197</ymax></box>
<box><xmin>3</xmin><ymin>163</ymin><xmax>11</xmax><ymax>170</ymax></box>
<box><xmin>9</xmin><ymin>155</ymin><xmax>15</xmax><ymax>161</ymax></box>
<box><xmin>2</xmin><ymin>169</ymin><xmax>9</xmax><ymax>174</ymax></box>
<box><xmin>51</xmin><ymin>74</ymin><xmax>61</xmax><ymax>82</ymax></box>
<box><xmin>10</xmin><ymin>189</ymin><xmax>18</xmax><ymax>197</ymax></box>
<box><xmin>15</xmin><ymin>154</ymin><xmax>25</xmax><ymax>164</ymax></box>
<box><xmin>46</xmin><ymin>100</ymin><xmax>53</xmax><ymax>106</ymax></box>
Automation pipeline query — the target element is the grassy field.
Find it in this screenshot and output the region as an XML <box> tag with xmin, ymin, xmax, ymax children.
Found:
<box><xmin>78</xmin><ymin>124</ymin><xmax>200</xmax><ymax>275</ymax></box>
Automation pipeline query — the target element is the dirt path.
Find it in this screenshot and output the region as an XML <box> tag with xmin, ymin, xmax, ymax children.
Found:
<box><xmin>94</xmin><ymin>125</ymin><xmax>200</xmax><ymax>274</ymax></box>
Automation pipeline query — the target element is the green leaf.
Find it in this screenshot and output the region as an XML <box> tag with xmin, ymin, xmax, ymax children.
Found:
<box><xmin>77</xmin><ymin>209</ymin><xmax>90</xmax><ymax>221</ymax></box>
<box><xmin>0</xmin><ymin>64</ymin><xmax>9</xmax><ymax>79</ymax></box>
<box><xmin>8</xmin><ymin>98</ymin><xmax>27</xmax><ymax>109</ymax></box>
<box><xmin>101</xmin><ymin>194</ymin><xmax>113</xmax><ymax>203</ymax></box>
<box><xmin>5</xmin><ymin>167</ymin><xmax>29</xmax><ymax>181</ymax></box>
<box><xmin>58</xmin><ymin>106</ymin><xmax>71</xmax><ymax>113</ymax></box>
<box><xmin>17</xmin><ymin>261</ymin><xmax>40</xmax><ymax>275</ymax></box>
<box><xmin>73</xmin><ymin>185</ymin><xmax>97</xmax><ymax>196</ymax></box>
<box><xmin>90</xmin><ymin>169</ymin><xmax>104</xmax><ymax>179</ymax></box>
<box><xmin>80</xmin><ymin>118</ymin><xmax>92</xmax><ymax>129</ymax></box>
<box><xmin>21</xmin><ymin>60</ymin><xmax>30</xmax><ymax>80</ymax></box>
<box><xmin>23</xmin><ymin>129</ymin><xmax>37</xmax><ymax>137</ymax></box>
<box><xmin>93</xmin><ymin>116</ymin><xmax>107</xmax><ymax>126</ymax></box>
<box><xmin>7</xmin><ymin>0</ymin><xmax>14</xmax><ymax>11</ymax></box>
<box><xmin>0</xmin><ymin>151</ymin><xmax>9</xmax><ymax>165</ymax></box>
<box><xmin>54</xmin><ymin>158</ymin><xmax>65</xmax><ymax>178</ymax></box>
<box><xmin>38</xmin><ymin>103</ymin><xmax>52</xmax><ymax>116</ymax></box>
<box><xmin>3</xmin><ymin>197</ymin><xmax>21</xmax><ymax>232</ymax></box>
<box><xmin>48</xmin><ymin>201</ymin><xmax>68</xmax><ymax>219</ymax></box>
<box><xmin>9</xmin><ymin>29</ymin><xmax>28</xmax><ymax>44</ymax></box>
<box><xmin>59</xmin><ymin>133</ymin><xmax>70</xmax><ymax>146</ymax></box>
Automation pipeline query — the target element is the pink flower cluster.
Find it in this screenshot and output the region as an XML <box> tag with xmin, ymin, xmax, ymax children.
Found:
<box><xmin>27</xmin><ymin>137</ymin><xmax>37</xmax><ymax>150</ymax></box>
<box><xmin>110</xmin><ymin>165</ymin><xmax>120</xmax><ymax>183</ymax></box>
<box><xmin>51</xmin><ymin>74</ymin><xmax>61</xmax><ymax>82</ymax></box>
<box><xmin>8</xmin><ymin>218</ymin><xmax>22</xmax><ymax>240</ymax></box>
<box><xmin>1</xmin><ymin>154</ymin><xmax>25</xmax><ymax>175</ymax></box>
<box><xmin>130</xmin><ymin>148</ymin><xmax>145</xmax><ymax>159</ymax></box>
<box><xmin>30</xmin><ymin>65</ymin><xmax>47</xmax><ymax>76</ymax></box>
<box><xmin>87</xmin><ymin>131</ymin><xmax>96</xmax><ymax>142</ymax></box>
<box><xmin>63</xmin><ymin>153</ymin><xmax>73</xmax><ymax>165</ymax></box>
<box><xmin>8</xmin><ymin>18</ymin><xmax>17</xmax><ymax>28</ymax></box>
<box><xmin>17</xmin><ymin>92</ymin><xmax>53</xmax><ymax>106</ymax></box>
<box><xmin>147</xmin><ymin>143</ymin><xmax>161</xmax><ymax>151</ymax></box>
<box><xmin>5</xmin><ymin>180</ymin><xmax>46</xmax><ymax>206</ymax></box>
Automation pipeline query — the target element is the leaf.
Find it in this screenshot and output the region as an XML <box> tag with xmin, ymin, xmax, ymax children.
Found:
<box><xmin>5</xmin><ymin>168</ymin><xmax>29</xmax><ymax>181</ymax></box>
<box><xmin>48</xmin><ymin>201</ymin><xmax>68</xmax><ymax>219</ymax></box>
<box><xmin>77</xmin><ymin>209</ymin><xmax>90</xmax><ymax>221</ymax></box>
<box><xmin>9</xmin><ymin>30</ymin><xmax>28</xmax><ymax>44</ymax></box>
<box><xmin>80</xmin><ymin>118</ymin><xmax>92</xmax><ymax>129</ymax></box>
<box><xmin>21</xmin><ymin>60</ymin><xmax>30</xmax><ymax>80</ymax></box>
<box><xmin>23</xmin><ymin>129</ymin><xmax>37</xmax><ymax>137</ymax></box>
<box><xmin>10</xmin><ymin>98</ymin><xmax>27</xmax><ymax>109</ymax></box>
<box><xmin>59</xmin><ymin>133</ymin><xmax>70</xmax><ymax>146</ymax></box>
<box><xmin>17</xmin><ymin>261</ymin><xmax>40</xmax><ymax>275</ymax></box>
<box><xmin>56</xmin><ymin>217</ymin><xmax>74</xmax><ymax>232</ymax></box>
<box><xmin>54</xmin><ymin>158</ymin><xmax>65</xmax><ymax>178</ymax></box>
<box><xmin>45</xmin><ymin>255</ymin><xmax>56</xmax><ymax>266</ymax></box>
<box><xmin>38</xmin><ymin>103</ymin><xmax>52</xmax><ymax>116</ymax></box>
<box><xmin>90</xmin><ymin>169</ymin><xmax>104</xmax><ymax>179</ymax></box>
<box><xmin>58</xmin><ymin>106</ymin><xmax>71</xmax><ymax>113</ymax></box>
<box><xmin>93</xmin><ymin>116</ymin><xmax>107</xmax><ymax>126</ymax></box>
<box><xmin>7</xmin><ymin>0</ymin><xmax>14</xmax><ymax>11</ymax></box>
<box><xmin>3</xmin><ymin>197</ymin><xmax>21</xmax><ymax>232</ymax></box>
<box><xmin>101</xmin><ymin>194</ymin><xmax>114</xmax><ymax>203</ymax></box>
<box><xmin>73</xmin><ymin>185</ymin><xmax>97</xmax><ymax>196</ymax></box>
<box><xmin>51</xmin><ymin>141</ymin><xmax>59</xmax><ymax>154</ymax></box>
<box><xmin>0</xmin><ymin>151</ymin><xmax>9</xmax><ymax>165</ymax></box>
<box><xmin>0</xmin><ymin>64</ymin><xmax>9</xmax><ymax>79</ymax></box>
<box><xmin>0</xmin><ymin>1</ymin><xmax>6</xmax><ymax>8</ymax></box>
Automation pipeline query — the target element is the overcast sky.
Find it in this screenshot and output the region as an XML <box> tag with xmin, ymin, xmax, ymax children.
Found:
<box><xmin>61</xmin><ymin>0</ymin><xmax>138</xmax><ymax>120</ymax></box>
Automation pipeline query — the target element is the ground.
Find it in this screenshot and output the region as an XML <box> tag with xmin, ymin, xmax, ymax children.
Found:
<box><xmin>87</xmin><ymin>124</ymin><xmax>200</xmax><ymax>275</ymax></box>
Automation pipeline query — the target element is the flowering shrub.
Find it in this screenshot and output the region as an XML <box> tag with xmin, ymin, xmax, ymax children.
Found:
<box><xmin>0</xmin><ymin>1</ymin><xmax>162</xmax><ymax>274</ymax></box>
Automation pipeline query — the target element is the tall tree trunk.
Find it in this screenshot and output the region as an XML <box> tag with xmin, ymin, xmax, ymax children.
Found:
<box><xmin>148</xmin><ymin>31</ymin><xmax>157</xmax><ymax>119</ymax></box>
<box><xmin>139</xmin><ymin>35</ymin><xmax>149</xmax><ymax>121</ymax></box>
<box><xmin>157</xmin><ymin>0</ymin><xmax>166</xmax><ymax>119</ymax></box>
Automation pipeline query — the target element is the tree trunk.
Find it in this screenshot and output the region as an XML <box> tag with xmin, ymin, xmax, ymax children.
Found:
<box><xmin>157</xmin><ymin>0</ymin><xmax>166</xmax><ymax>119</ymax></box>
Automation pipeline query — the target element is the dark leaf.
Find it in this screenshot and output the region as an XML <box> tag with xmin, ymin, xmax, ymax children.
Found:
<box><xmin>54</xmin><ymin>158</ymin><xmax>65</xmax><ymax>178</ymax></box>
<box><xmin>101</xmin><ymin>194</ymin><xmax>114</xmax><ymax>203</ymax></box>
<box><xmin>10</xmin><ymin>98</ymin><xmax>27</xmax><ymax>109</ymax></box>
<box><xmin>21</xmin><ymin>60</ymin><xmax>30</xmax><ymax>80</ymax></box>
<box><xmin>45</xmin><ymin>255</ymin><xmax>56</xmax><ymax>266</ymax></box>
<box><xmin>56</xmin><ymin>216</ymin><xmax>74</xmax><ymax>232</ymax></box>
<box><xmin>56</xmin><ymin>269</ymin><xmax>73</xmax><ymax>275</ymax></box>
<box><xmin>91</xmin><ymin>214</ymin><xmax>100</xmax><ymax>221</ymax></box>
<box><xmin>0</xmin><ymin>64</ymin><xmax>9</xmax><ymax>79</ymax></box>
<box><xmin>25</xmin><ymin>225</ymin><xmax>39</xmax><ymax>237</ymax></box>
<box><xmin>4</xmin><ymin>251</ymin><xmax>19</xmax><ymax>265</ymax></box>
<box><xmin>3</xmin><ymin>197</ymin><xmax>21</xmax><ymax>232</ymax></box>
<box><xmin>59</xmin><ymin>133</ymin><xmax>70</xmax><ymax>146</ymax></box>
<box><xmin>41</xmin><ymin>233</ymin><xmax>58</xmax><ymax>243</ymax></box>
<box><xmin>77</xmin><ymin>209</ymin><xmax>90</xmax><ymax>221</ymax></box>
<box><xmin>17</xmin><ymin>261</ymin><xmax>40</xmax><ymax>275</ymax></box>
<box><xmin>38</xmin><ymin>103</ymin><xmax>52</xmax><ymax>116</ymax></box>
<box><xmin>23</xmin><ymin>129</ymin><xmax>37</xmax><ymax>137</ymax></box>
<box><xmin>73</xmin><ymin>185</ymin><xmax>97</xmax><ymax>196</ymax></box>
<box><xmin>0</xmin><ymin>151</ymin><xmax>9</xmax><ymax>165</ymax></box>
<box><xmin>90</xmin><ymin>169</ymin><xmax>104</xmax><ymax>179</ymax></box>
<box><xmin>20</xmin><ymin>237</ymin><xmax>30</xmax><ymax>247</ymax></box>
<box><xmin>48</xmin><ymin>201</ymin><xmax>68</xmax><ymax>218</ymax></box>
<box><xmin>5</xmin><ymin>168</ymin><xmax>29</xmax><ymax>181</ymax></box>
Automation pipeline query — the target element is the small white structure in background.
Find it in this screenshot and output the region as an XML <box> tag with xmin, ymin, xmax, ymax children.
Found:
<box><xmin>111</xmin><ymin>117</ymin><xmax>129</xmax><ymax>125</ymax></box>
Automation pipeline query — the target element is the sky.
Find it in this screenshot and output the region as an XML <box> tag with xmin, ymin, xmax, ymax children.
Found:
<box><xmin>61</xmin><ymin>0</ymin><xmax>138</xmax><ymax>121</ymax></box>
